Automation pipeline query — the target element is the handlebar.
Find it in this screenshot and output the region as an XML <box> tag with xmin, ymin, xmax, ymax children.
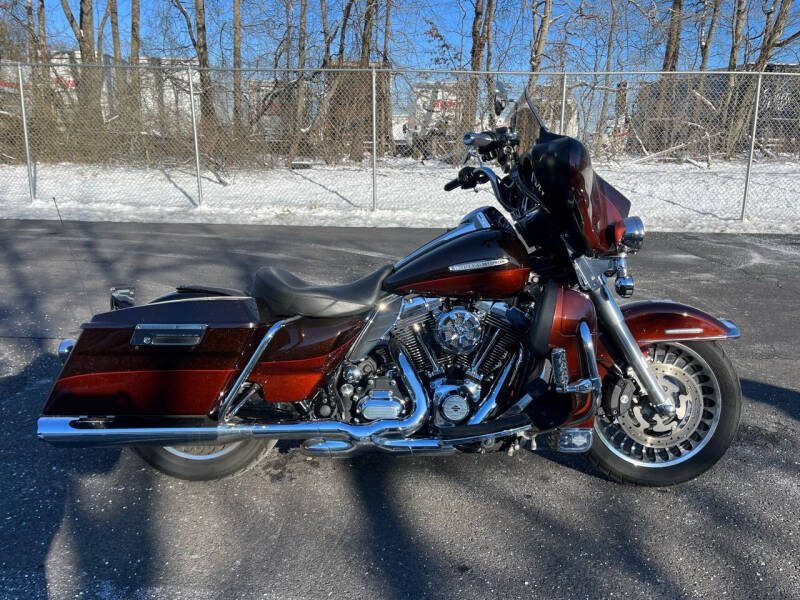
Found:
<box><xmin>444</xmin><ymin>177</ymin><xmax>461</xmax><ymax>191</ymax></box>
<box><xmin>463</xmin><ymin>132</ymin><xmax>497</xmax><ymax>148</ymax></box>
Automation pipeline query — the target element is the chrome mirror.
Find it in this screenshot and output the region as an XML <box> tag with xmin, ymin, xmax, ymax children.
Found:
<box><xmin>494</xmin><ymin>81</ymin><xmax>508</xmax><ymax>116</ymax></box>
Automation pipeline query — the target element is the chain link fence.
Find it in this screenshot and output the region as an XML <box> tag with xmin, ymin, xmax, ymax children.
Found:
<box><xmin>0</xmin><ymin>62</ymin><xmax>797</xmax><ymax>230</ymax></box>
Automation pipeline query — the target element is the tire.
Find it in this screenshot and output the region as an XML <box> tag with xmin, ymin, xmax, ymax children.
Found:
<box><xmin>587</xmin><ymin>341</ymin><xmax>741</xmax><ymax>486</ymax></box>
<box><xmin>133</xmin><ymin>439</ymin><xmax>275</xmax><ymax>481</ymax></box>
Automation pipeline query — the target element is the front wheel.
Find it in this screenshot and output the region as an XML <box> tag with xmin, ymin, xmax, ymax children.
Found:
<box><xmin>587</xmin><ymin>341</ymin><xmax>741</xmax><ymax>486</ymax></box>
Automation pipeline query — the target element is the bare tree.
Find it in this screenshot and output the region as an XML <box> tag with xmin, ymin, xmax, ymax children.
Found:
<box><xmin>662</xmin><ymin>0</ymin><xmax>684</xmax><ymax>71</ymax></box>
<box><xmin>724</xmin><ymin>0</ymin><xmax>798</xmax><ymax>151</ymax></box>
<box><xmin>288</xmin><ymin>0</ymin><xmax>308</xmax><ymax>164</ymax></box>
<box><xmin>320</xmin><ymin>0</ymin><xmax>333</xmax><ymax>66</ymax></box>
<box><xmin>24</xmin><ymin>0</ymin><xmax>33</xmax><ymax>59</ymax></box>
<box><xmin>35</xmin><ymin>0</ymin><xmax>47</xmax><ymax>61</ymax></box>
<box><xmin>698</xmin><ymin>0</ymin><xmax>722</xmax><ymax>70</ymax></box>
<box><xmin>337</xmin><ymin>0</ymin><xmax>356</xmax><ymax>63</ymax></box>
<box><xmin>529</xmin><ymin>0</ymin><xmax>553</xmax><ymax>77</ymax></box>
<box><xmin>60</xmin><ymin>0</ymin><xmax>96</xmax><ymax>61</ymax></box>
<box><xmin>349</xmin><ymin>0</ymin><xmax>377</xmax><ymax>161</ymax></box>
<box><xmin>462</xmin><ymin>0</ymin><xmax>495</xmax><ymax>135</ymax></box>
<box><xmin>594</xmin><ymin>0</ymin><xmax>617</xmax><ymax>152</ymax></box>
<box><xmin>232</xmin><ymin>0</ymin><xmax>242</xmax><ymax>129</ymax></box>
<box><xmin>171</xmin><ymin>0</ymin><xmax>217</xmax><ymax>126</ymax></box>
<box><xmin>109</xmin><ymin>0</ymin><xmax>120</xmax><ymax>63</ymax></box>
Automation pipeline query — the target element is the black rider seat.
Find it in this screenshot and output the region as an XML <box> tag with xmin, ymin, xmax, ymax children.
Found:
<box><xmin>251</xmin><ymin>264</ymin><xmax>394</xmax><ymax>318</ymax></box>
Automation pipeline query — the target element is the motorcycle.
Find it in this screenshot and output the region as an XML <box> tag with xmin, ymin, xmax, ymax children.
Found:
<box><xmin>38</xmin><ymin>84</ymin><xmax>741</xmax><ymax>485</ymax></box>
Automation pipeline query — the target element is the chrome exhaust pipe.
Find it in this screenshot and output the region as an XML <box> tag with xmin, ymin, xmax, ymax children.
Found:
<box><xmin>38</xmin><ymin>350</ymin><xmax>432</xmax><ymax>449</ymax></box>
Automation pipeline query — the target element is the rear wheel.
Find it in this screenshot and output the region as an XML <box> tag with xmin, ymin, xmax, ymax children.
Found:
<box><xmin>587</xmin><ymin>341</ymin><xmax>741</xmax><ymax>486</ymax></box>
<box><xmin>133</xmin><ymin>439</ymin><xmax>275</xmax><ymax>481</ymax></box>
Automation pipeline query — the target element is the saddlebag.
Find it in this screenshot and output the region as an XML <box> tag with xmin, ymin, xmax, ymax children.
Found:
<box><xmin>43</xmin><ymin>296</ymin><xmax>264</xmax><ymax>417</ymax></box>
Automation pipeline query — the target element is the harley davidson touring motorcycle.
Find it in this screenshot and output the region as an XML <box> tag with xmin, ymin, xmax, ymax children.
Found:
<box><xmin>38</xmin><ymin>85</ymin><xmax>741</xmax><ymax>485</ymax></box>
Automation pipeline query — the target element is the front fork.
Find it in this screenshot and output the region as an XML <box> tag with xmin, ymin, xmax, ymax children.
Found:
<box><xmin>589</xmin><ymin>281</ymin><xmax>676</xmax><ymax>418</ymax></box>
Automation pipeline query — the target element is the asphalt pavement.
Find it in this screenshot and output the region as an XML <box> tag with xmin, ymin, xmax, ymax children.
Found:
<box><xmin>0</xmin><ymin>219</ymin><xmax>798</xmax><ymax>599</ymax></box>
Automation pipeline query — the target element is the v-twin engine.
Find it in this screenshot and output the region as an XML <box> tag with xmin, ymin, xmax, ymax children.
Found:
<box><xmin>382</xmin><ymin>297</ymin><xmax>529</xmax><ymax>427</ymax></box>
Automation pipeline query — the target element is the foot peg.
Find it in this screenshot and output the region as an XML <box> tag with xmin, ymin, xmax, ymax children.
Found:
<box><xmin>550</xmin><ymin>428</ymin><xmax>594</xmax><ymax>453</ymax></box>
<box><xmin>551</xmin><ymin>348</ymin><xmax>593</xmax><ymax>394</ymax></box>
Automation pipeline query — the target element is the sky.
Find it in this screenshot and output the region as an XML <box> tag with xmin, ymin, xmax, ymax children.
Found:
<box><xmin>35</xmin><ymin>0</ymin><xmax>800</xmax><ymax>73</ymax></box>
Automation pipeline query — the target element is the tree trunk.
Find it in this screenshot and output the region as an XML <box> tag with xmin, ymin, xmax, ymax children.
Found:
<box><xmin>723</xmin><ymin>0</ymin><xmax>794</xmax><ymax>153</ymax></box>
<box><xmin>337</xmin><ymin>0</ymin><xmax>355</xmax><ymax>64</ymax></box>
<box><xmin>25</xmin><ymin>0</ymin><xmax>35</xmax><ymax>61</ymax></box>
<box><xmin>36</xmin><ymin>0</ymin><xmax>48</xmax><ymax>61</ymax></box>
<box><xmin>288</xmin><ymin>0</ymin><xmax>308</xmax><ymax>165</ymax></box>
<box><xmin>193</xmin><ymin>0</ymin><xmax>217</xmax><ymax>128</ymax></box>
<box><xmin>662</xmin><ymin>0</ymin><xmax>683</xmax><ymax>71</ymax></box>
<box><xmin>60</xmin><ymin>0</ymin><xmax>101</xmax><ymax>129</ymax></box>
<box><xmin>320</xmin><ymin>0</ymin><xmax>332</xmax><ymax>66</ymax></box>
<box><xmin>109</xmin><ymin>0</ymin><xmax>121</xmax><ymax>62</ymax></box>
<box><xmin>233</xmin><ymin>0</ymin><xmax>242</xmax><ymax>130</ymax></box>
<box><xmin>484</xmin><ymin>0</ymin><xmax>495</xmax><ymax>126</ymax></box>
<box><xmin>349</xmin><ymin>0</ymin><xmax>376</xmax><ymax>162</ymax></box>
<box><xmin>529</xmin><ymin>0</ymin><xmax>553</xmax><ymax>88</ymax></box>
<box><xmin>699</xmin><ymin>0</ymin><xmax>722</xmax><ymax>71</ymax></box>
<box><xmin>381</xmin><ymin>0</ymin><xmax>394</xmax><ymax>155</ymax></box>
<box><xmin>128</xmin><ymin>0</ymin><xmax>141</xmax><ymax>125</ymax></box>
<box><xmin>594</xmin><ymin>0</ymin><xmax>617</xmax><ymax>154</ymax></box>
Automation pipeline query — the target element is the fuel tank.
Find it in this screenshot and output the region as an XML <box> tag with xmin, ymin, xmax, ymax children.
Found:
<box><xmin>384</xmin><ymin>227</ymin><xmax>530</xmax><ymax>298</ymax></box>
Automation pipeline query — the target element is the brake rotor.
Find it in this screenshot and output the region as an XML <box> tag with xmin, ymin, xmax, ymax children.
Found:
<box><xmin>616</xmin><ymin>362</ymin><xmax>703</xmax><ymax>448</ymax></box>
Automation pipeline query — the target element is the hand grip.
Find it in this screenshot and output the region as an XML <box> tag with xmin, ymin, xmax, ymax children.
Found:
<box><xmin>444</xmin><ymin>178</ymin><xmax>461</xmax><ymax>191</ymax></box>
<box><xmin>463</xmin><ymin>132</ymin><xmax>497</xmax><ymax>148</ymax></box>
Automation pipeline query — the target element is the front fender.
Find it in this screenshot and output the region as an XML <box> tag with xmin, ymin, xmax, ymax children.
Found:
<box><xmin>621</xmin><ymin>300</ymin><xmax>739</xmax><ymax>343</ymax></box>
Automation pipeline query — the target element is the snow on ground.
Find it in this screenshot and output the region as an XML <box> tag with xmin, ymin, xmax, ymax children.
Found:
<box><xmin>0</xmin><ymin>158</ymin><xmax>797</xmax><ymax>232</ymax></box>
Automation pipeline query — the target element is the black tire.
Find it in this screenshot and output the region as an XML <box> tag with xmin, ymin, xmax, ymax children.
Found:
<box><xmin>133</xmin><ymin>439</ymin><xmax>275</xmax><ymax>481</ymax></box>
<box><xmin>587</xmin><ymin>341</ymin><xmax>741</xmax><ymax>486</ymax></box>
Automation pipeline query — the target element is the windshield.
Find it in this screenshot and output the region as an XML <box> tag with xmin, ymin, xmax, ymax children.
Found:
<box><xmin>505</xmin><ymin>85</ymin><xmax>549</xmax><ymax>152</ymax></box>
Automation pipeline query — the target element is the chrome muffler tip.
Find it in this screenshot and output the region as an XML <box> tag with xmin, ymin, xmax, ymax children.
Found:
<box><xmin>58</xmin><ymin>339</ymin><xmax>75</xmax><ymax>364</ymax></box>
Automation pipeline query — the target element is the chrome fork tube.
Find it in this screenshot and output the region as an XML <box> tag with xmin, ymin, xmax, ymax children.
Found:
<box><xmin>589</xmin><ymin>282</ymin><xmax>675</xmax><ymax>418</ymax></box>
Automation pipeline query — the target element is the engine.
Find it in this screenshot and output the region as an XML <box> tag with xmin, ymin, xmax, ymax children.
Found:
<box><xmin>333</xmin><ymin>297</ymin><xmax>529</xmax><ymax>427</ymax></box>
<box><xmin>389</xmin><ymin>298</ymin><xmax>529</xmax><ymax>426</ymax></box>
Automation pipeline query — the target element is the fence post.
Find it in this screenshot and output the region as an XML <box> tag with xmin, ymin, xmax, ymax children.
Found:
<box><xmin>187</xmin><ymin>67</ymin><xmax>204</xmax><ymax>207</ymax></box>
<box><xmin>371</xmin><ymin>68</ymin><xmax>378</xmax><ymax>211</ymax></box>
<box><xmin>17</xmin><ymin>63</ymin><xmax>35</xmax><ymax>202</ymax></box>
<box><xmin>741</xmin><ymin>72</ymin><xmax>762</xmax><ymax>221</ymax></box>
<box><xmin>559</xmin><ymin>72</ymin><xmax>567</xmax><ymax>134</ymax></box>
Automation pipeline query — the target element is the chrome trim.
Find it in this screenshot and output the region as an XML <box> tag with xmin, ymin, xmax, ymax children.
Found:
<box><xmin>619</xmin><ymin>216</ymin><xmax>645</xmax><ymax>254</ymax></box>
<box><xmin>664</xmin><ymin>327</ymin><xmax>704</xmax><ymax>335</ymax></box>
<box><xmin>590</xmin><ymin>281</ymin><xmax>675</xmax><ymax>418</ymax></box>
<box><xmin>578</xmin><ymin>321</ymin><xmax>602</xmax><ymax>406</ymax></box>
<box><xmin>467</xmin><ymin>351</ymin><xmax>522</xmax><ymax>424</ymax></box>
<box><xmin>130</xmin><ymin>323</ymin><xmax>208</xmax><ymax>347</ymax></box>
<box><xmin>720</xmin><ymin>319</ymin><xmax>740</xmax><ymax>339</ymax></box>
<box><xmin>218</xmin><ymin>316</ymin><xmax>301</xmax><ymax>422</ymax></box>
<box><xmin>551</xmin><ymin>428</ymin><xmax>594</xmax><ymax>453</ymax></box>
<box><xmin>58</xmin><ymin>339</ymin><xmax>75</xmax><ymax>364</ymax></box>
<box><xmin>345</xmin><ymin>295</ymin><xmax>402</xmax><ymax>362</ymax></box>
<box><xmin>448</xmin><ymin>258</ymin><xmax>509</xmax><ymax>272</ymax></box>
<box><xmin>37</xmin><ymin>416</ymin><xmax>249</xmax><ymax>447</ymax></box>
<box><xmin>438</xmin><ymin>424</ymin><xmax>532</xmax><ymax>446</ymax></box>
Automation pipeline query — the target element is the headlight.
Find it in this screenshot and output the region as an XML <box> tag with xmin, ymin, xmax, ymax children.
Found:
<box><xmin>619</xmin><ymin>217</ymin><xmax>644</xmax><ymax>254</ymax></box>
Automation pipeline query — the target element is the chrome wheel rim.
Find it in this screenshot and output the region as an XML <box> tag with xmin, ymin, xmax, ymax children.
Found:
<box><xmin>163</xmin><ymin>441</ymin><xmax>244</xmax><ymax>461</ymax></box>
<box><xmin>595</xmin><ymin>343</ymin><xmax>722</xmax><ymax>468</ymax></box>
